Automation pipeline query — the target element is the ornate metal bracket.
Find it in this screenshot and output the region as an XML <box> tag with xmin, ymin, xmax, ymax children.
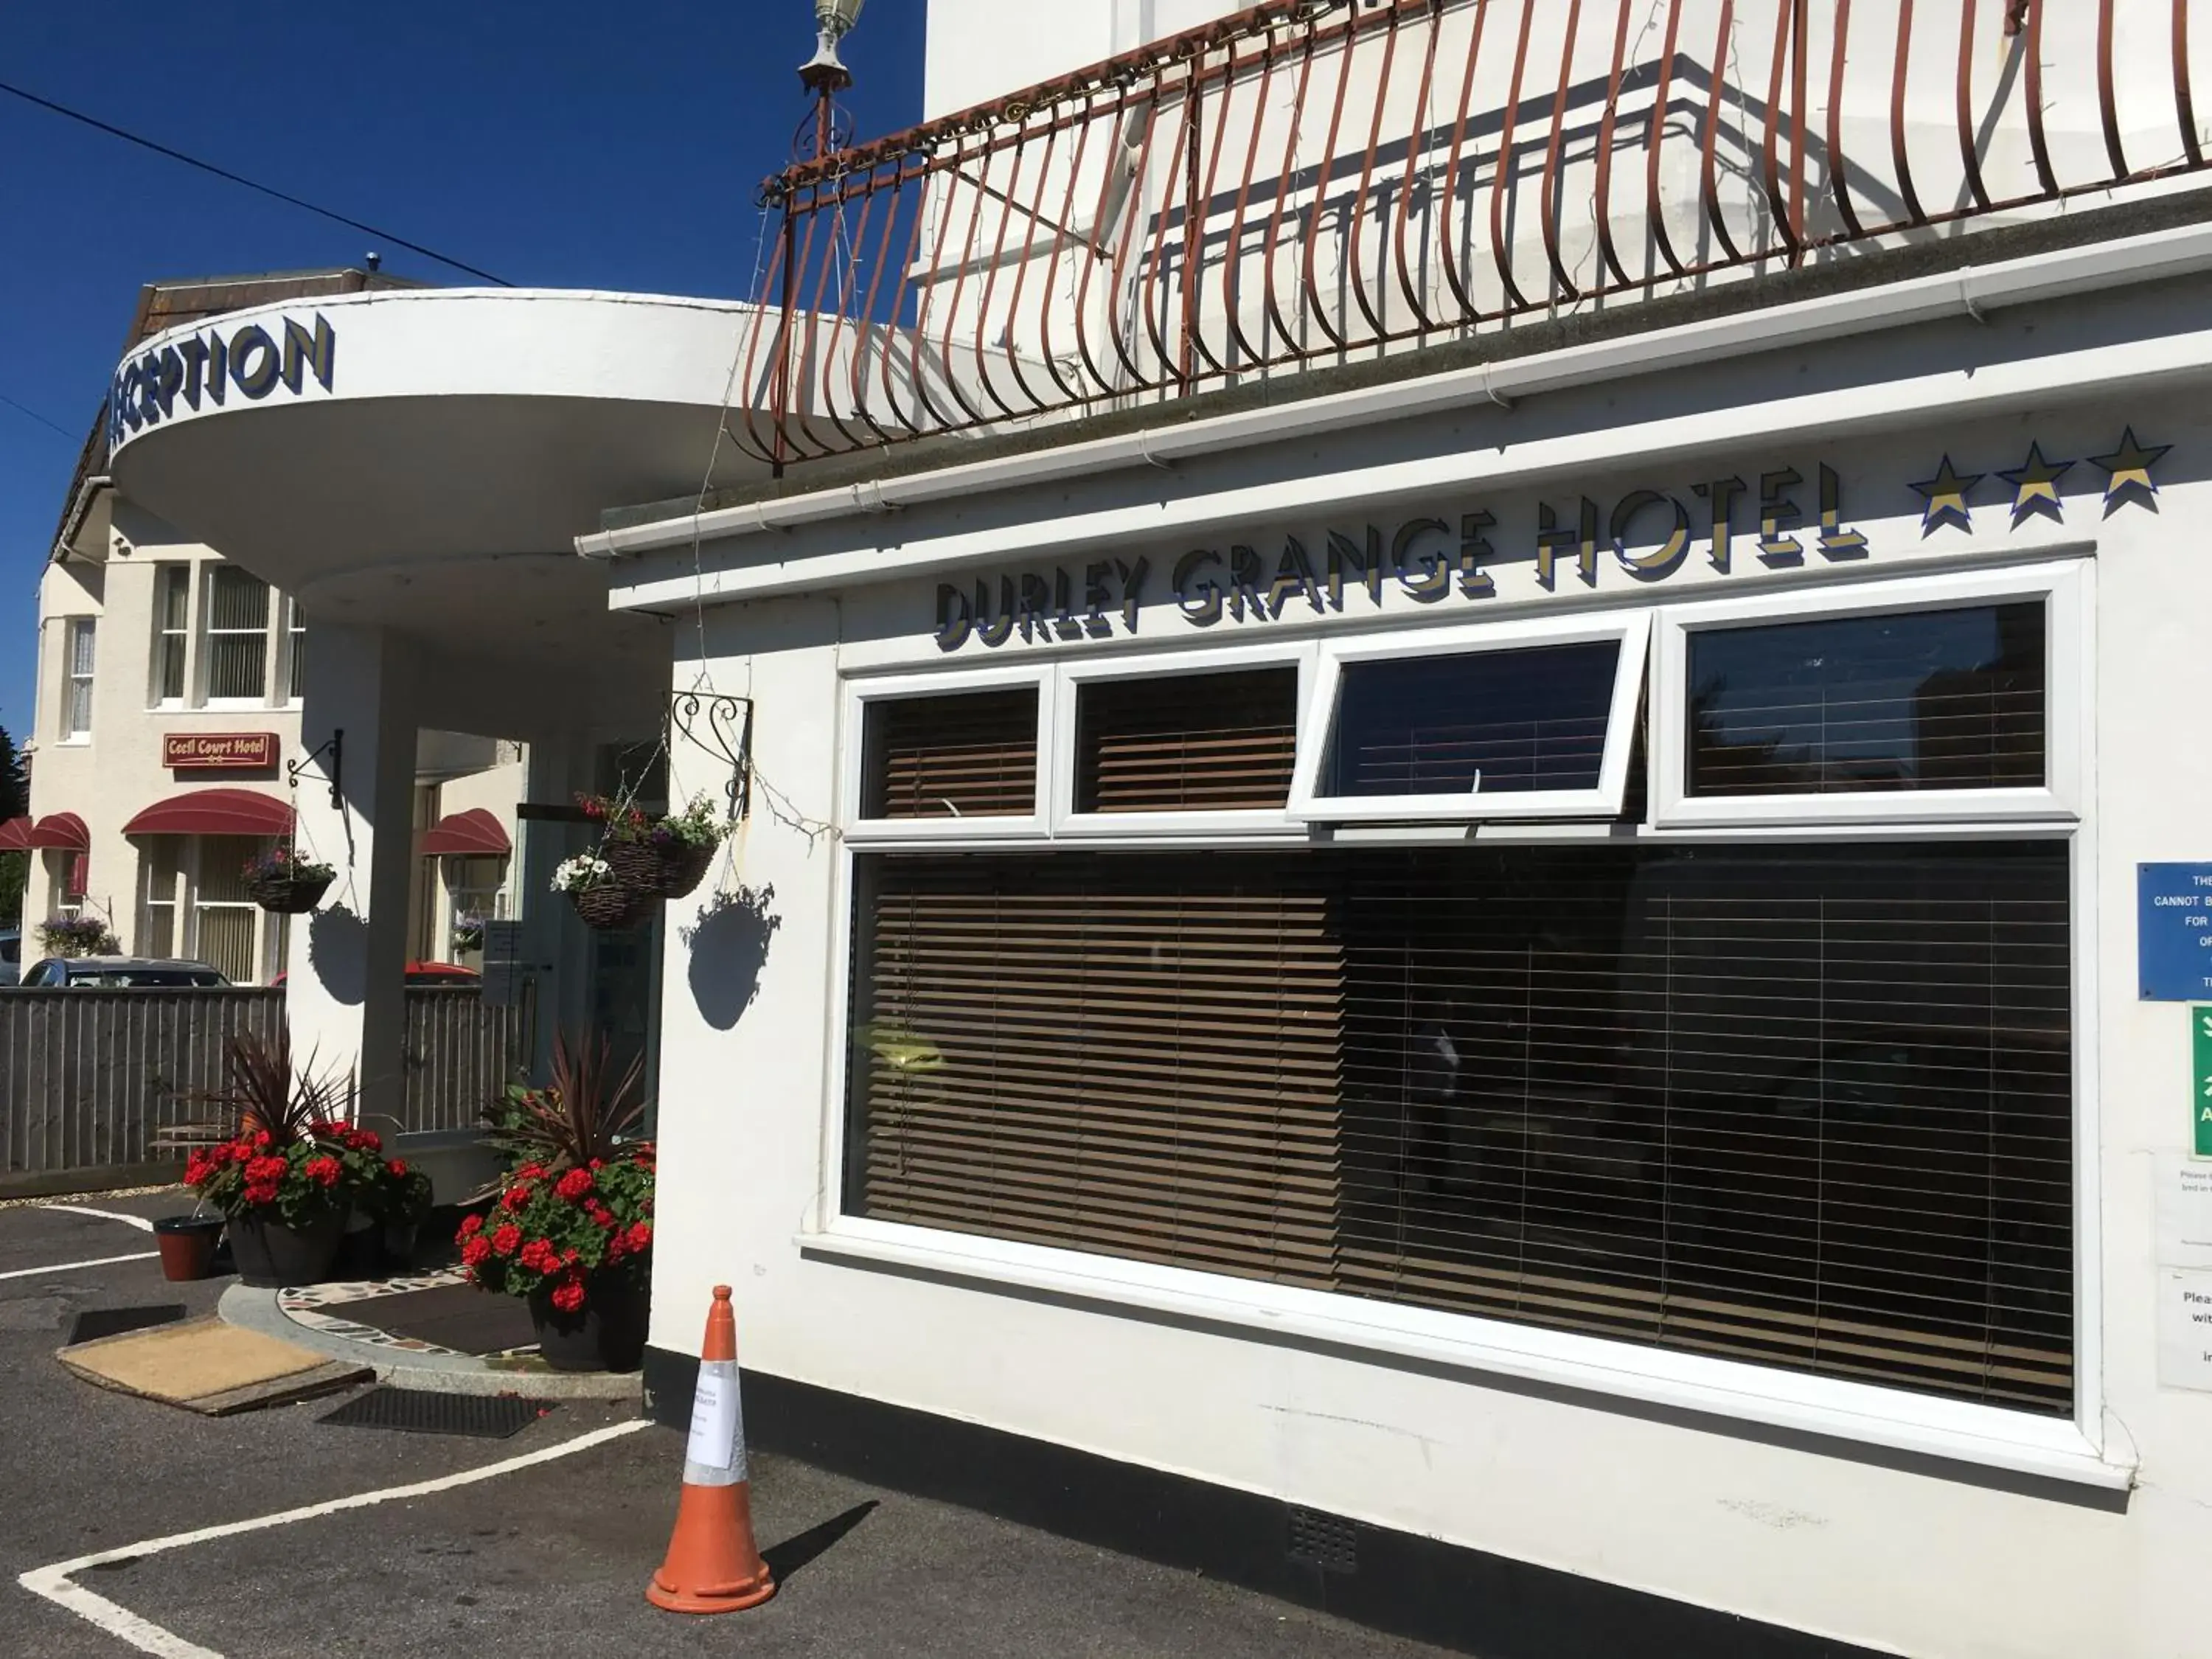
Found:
<box><xmin>670</xmin><ymin>694</ymin><xmax>754</xmax><ymax>822</ymax></box>
<box><xmin>288</xmin><ymin>729</ymin><xmax>344</xmax><ymax>809</ymax></box>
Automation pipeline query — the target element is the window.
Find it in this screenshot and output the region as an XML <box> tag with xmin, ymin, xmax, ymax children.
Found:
<box><xmin>189</xmin><ymin>836</ymin><xmax>264</xmax><ymax>984</ymax></box>
<box><xmin>61</xmin><ymin>619</ymin><xmax>96</xmax><ymax>740</ymax></box>
<box><xmin>846</xmin><ymin>841</ymin><xmax>2073</xmax><ymax>1417</ymax></box>
<box><xmin>284</xmin><ymin>595</ymin><xmax>306</xmax><ymax>703</ymax></box>
<box><xmin>201</xmin><ymin>567</ymin><xmax>271</xmax><ymax>703</ymax></box>
<box><xmin>852</xmin><ymin>678</ymin><xmax>1044</xmax><ymax>832</ymax></box>
<box><xmin>1071</xmin><ymin>666</ymin><xmax>1298</xmax><ymax>815</ymax></box>
<box><xmin>1290</xmin><ymin>616</ymin><xmax>1650</xmax><ymax>823</ymax></box>
<box><xmin>152</xmin><ymin>567</ymin><xmax>190</xmax><ymax>705</ymax></box>
<box><xmin>139</xmin><ymin>839</ymin><xmax>181</xmax><ymax>959</ymax></box>
<box><xmin>1654</xmin><ymin>566</ymin><xmax>2082</xmax><ymax>827</ymax></box>
<box><xmin>1688</xmin><ymin>604</ymin><xmax>2045</xmax><ymax>796</ymax></box>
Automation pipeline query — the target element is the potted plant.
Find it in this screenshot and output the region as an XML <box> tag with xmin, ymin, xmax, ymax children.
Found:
<box><xmin>38</xmin><ymin>914</ymin><xmax>119</xmax><ymax>957</ymax></box>
<box><xmin>554</xmin><ymin>852</ymin><xmax>641</xmax><ymax>931</ymax></box>
<box><xmin>458</xmin><ymin>1033</ymin><xmax>653</xmax><ymax>1371</ymax></box>
<box><xmin>582</xmin><ymin>793</ymin><xmax>726</xmax><ymax>902</ymax></box>
<box><xmin>242</xmin><ymin>846</ymin><xmax>335</xmax><ymax>914</ymax></box>
<box><xmin>182</xmin><ymin>1035</ymin><xmax>355</xmax><ymax>1287</ymax></box>
<box><xmin>451</xmin><ymin>911</ymin><xmax>488</xmax><ymax>954</ymax></box>
<box><xmin>372</xmin><ymin>1161</ymin><xmax>436</xmax><ymax>1272</ymax></box>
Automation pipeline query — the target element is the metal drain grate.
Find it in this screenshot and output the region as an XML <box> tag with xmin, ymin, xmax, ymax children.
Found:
<box><xmin>319</xmin><ymin>1388</ymin><xmax>554</xmax><ymax>1439</ymax></box>
<box><xmin>67</xmin><ymin>1305</ymin><xmax>186</xmax><ymax>1346</ymax></box>
<box><xmin>1286</xmin><ymin>1505</ymin><xmax>1359</xmax><ymax>1575</ymax></box>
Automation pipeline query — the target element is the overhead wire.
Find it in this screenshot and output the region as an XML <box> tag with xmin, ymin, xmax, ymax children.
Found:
<box><xmin>0</xmin><ymin>77</ymin><xmax>512</xmax><ymax>286</ymax></box>
<box><xmin>0</xmin><ymin>392</ymin><xmax>77</xmax><ymax>442</ymax></box>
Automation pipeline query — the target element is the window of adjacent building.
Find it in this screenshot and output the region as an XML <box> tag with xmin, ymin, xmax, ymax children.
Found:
<box><xmin>1073</xmin><ymin>667</ymin><xmax>1298</xmax><ymax>814</ymax></box>
<box><xmin>201</xmin><ymin>568</ymin><xmax>272</xmax><ymax>704</ymax></box>
<box><xmin>152</xmin><ymin>567</ymin><xmax>190</xmax><ymax>706</ymax></box>
<box><xmin>1290</xmin><ymin>616</ymin><xmax>1650</xmax><ymax>823</ymax></box>
<box><xmin>284</xmin><ymin>595</ymin><xmax>307</xmax><ymax>704</ymax></box>
<box><xmin>61</xmin><ymin>618</ymin><xmax>96</xmax><ymax>740</ymax></box>
<box><xmin>189</xmin><ymin>835</ymin><xmax>264</xmax><ymax>984</ymax></box>
<box><xmin>858</xmin><ymin>686</ymin><xmax>1040</xmax><ymax>821</ymax></box>
<box><xmin>1686</xmin><ymin>602</ymin><xmax>2047</xmax><ymax>797</ymax></box>
<box><xmin>139</xmin><ymin>839</ymin><xmax>181</xmax><ymax>959</ymax></box>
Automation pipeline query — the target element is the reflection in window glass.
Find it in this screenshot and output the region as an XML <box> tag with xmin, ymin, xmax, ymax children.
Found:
<box><xmin>1076</xmin><ymin>667</ymin><xmax>1298</xmax><ymax>813</ymax></box>
<box><xmin>1687</xmin><ymin>602</ymin><xmax>2045</xmax><ymax>796</ymax></box>
<box><xmin>154</xmin><ymin>568</ymin><xmax>190</xmax><ymax>703</ymax></box>
<box><xmin>1321</xmin><ymin>641</ymin><xmax>1621</xmax><ymax>797</ymax></box>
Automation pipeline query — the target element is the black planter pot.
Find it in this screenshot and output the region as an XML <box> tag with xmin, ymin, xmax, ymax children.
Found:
<box><xmin>380</xmin><ymin>1220</ymin><xmax>420</xmax><ymax>1274</ymax></box>
<box><xmin>226</xmin><ymin>1208</ymin><xmax>346</xmax><ymax>1288</ymax></box>
<box><xmin>529</xmin><ymin>1271</ymin><xmax>649</xmax><ymax>1373</ymax></box>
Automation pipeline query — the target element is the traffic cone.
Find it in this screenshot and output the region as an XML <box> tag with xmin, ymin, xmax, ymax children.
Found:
<box><xmin>646</xmin><ymin>1285</ymin><xmax>776</xmax><ymax>1614</ymax></box>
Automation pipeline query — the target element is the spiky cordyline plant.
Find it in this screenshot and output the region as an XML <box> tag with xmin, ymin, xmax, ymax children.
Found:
<box><xmin>191</xmin><ymin>1032</ymin><xmax>347</xmax><ymax>1144</ymax></box>
<box><xmin>482</xmin><ymin>1031</ymin><xmax>647</xmax><ymax>1174</ymax></box>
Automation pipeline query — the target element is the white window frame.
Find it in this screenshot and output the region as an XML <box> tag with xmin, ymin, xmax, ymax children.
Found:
<box><xmin>197</xmin><ymin>565</ymin><xmax>274</xmax><ymax>710</ymax></box>
<box><xmin>150</xmin><ymin>566</ymin><xmax>192</xmax><ymax>709</ymax></box>
<box><xmin>281</xmin><ymin>594</ymin><xmax>306</xmax><ymax>707</ymax></box>
<box><xmin>1049</xmin><ymin>642</ymin><xmax>1315</xmax><ymax>838</ymax></box>
<box><xmin>1287</xmin><ymin>611</ymin><xmax>1652</xmax><ymax>824</ymax></box>
<box><xmin>841</xmin><ymin>663</ymin><xmax>1054</xmax><ymax>844</ymax></box>
<box><xmin>1651</xmin><ymin>561</ymin><xmax>2085</xmax><ymax>830</ymax></box>
<box><xmin>60</xmin><ymin>618</ymin><xmax>96</xmax><ymax>742</ymax></box>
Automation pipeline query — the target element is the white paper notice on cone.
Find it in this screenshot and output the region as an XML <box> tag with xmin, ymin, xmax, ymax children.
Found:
<box><xmin>686</xmin><ymin>1371</ymin><xmax>738</xmax><ymax>1471</ymax></box>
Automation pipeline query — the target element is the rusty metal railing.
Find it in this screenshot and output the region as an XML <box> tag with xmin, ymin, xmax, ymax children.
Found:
<box><xmin>737</xmin><ymin>0</ymin><xmax>2211</xmax><ymax>470</ymax></box>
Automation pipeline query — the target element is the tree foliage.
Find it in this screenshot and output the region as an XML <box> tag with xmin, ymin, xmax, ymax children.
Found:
<box><xmin>0</xmin><ymin>725</ymin><xmax>24</xmax><ymax>928</ymax></box>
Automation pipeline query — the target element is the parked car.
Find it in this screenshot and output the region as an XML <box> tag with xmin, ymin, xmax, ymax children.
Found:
<box><xmin>0</xmin><ymin>931</ymin><xmax>18</xmax><ymax>989</ymax></box>
<box><xmin>271</xmin><ymin>962</ymin><xmax>481</xmax><ymax>989</ymax></box>
<box><xmin>15</xmin><ymin>956</ymin><xmax>231</xmax><ymax>989</ymax></box>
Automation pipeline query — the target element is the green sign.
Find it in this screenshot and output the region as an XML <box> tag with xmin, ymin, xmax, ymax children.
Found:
<box><xmin>2197</xmin><ymin>1007</ymin><xmax>2212</xmax><ymax>1157</ymax></box>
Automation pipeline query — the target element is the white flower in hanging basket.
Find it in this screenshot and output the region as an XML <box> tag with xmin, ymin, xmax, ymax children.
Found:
<box><xmin>552</xmin><ymin>854</ymin><xmax>613</xmax><ymax>894</ymax></box>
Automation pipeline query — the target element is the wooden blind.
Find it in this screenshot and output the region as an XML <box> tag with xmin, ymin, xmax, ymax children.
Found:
<box><xmin>1075</xmin><ymin>667</ymin><xmax>1298</xmax><ymax>813</ymax></box>
<box><xmin>1688</xmin><ymin>602</ymin><xmax>2046</xmax><ymax>795</ymax></box>
<box><xmin>849</xmin><ymin>841</ymin><xmax>2072</xmax><ymax>1416</ymax></box>
<box><xmin>861</xmin><ymin>689</ymin><xmax>1037</xmax><ymax>819</ymax></box>
<box><xmin>849</xmin><ymin>855</ymin><xmax>1347</xmax><ymax>1286</ymax></box>
<box><xmin>1323</xmin><ymin>640</ymin><xmax>1621</xmax><ymax>796</ymax></box>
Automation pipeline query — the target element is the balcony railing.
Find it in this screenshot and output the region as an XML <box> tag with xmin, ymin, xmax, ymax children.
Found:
<box><xmin>738</xmin><ymin>0</ymin><xmax>2211</xmax><ymax>470</ymax></box>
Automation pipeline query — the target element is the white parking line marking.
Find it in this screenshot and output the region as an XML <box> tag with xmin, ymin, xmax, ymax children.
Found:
<box><xmin>0</xmin><ymin>1252</ymin><xmax>160</xmax><ymax>1282</ymax></box>
<box><xmin>40</xmin><ymin>1205</ymin><xmax>159</xmax><ymax>1233</ymax></box>
<box><xmin>18</xmin><ymin>1419</ymin><xmax>650</xmax><ymax>1658</ymax></box>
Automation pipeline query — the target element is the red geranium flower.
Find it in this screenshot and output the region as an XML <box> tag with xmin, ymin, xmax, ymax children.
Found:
<box><xmin>461</xmin><ymin>1236</ymin><xmax>493</xmax><ymax>1267</ymax></box>
<box><xmin>245</xmin><ymin>1155</ymin><xmax>289</xmax><ymax>1185</ymax></box>
<box><xmin>502</xmin><ymin>1185</ymin><xmax>533</xmax><ymax>1212</ymax></box>
<box><xmin>347</xmin><ymin>1129</ymin><xmax>383</xmax><ymax>1154</ymax></box>
<box><xmin>554</xmin><ymin>1168</ymin><xmax>594</xmax><ymax>1202</ymax></box>
<box><xmin>517</xmin><ymin>1163</ymin><xmax>548</xmax><ymax>1181</ymax></box>
<box><xmin>491</xmin><ymin>1224</ymin><xmax>522</xmax><ymax>1256</ymax></box>
<box><xmin>549</xmin><ymin>1279</ymin><xmax>586</xmax><ymax>1315</ymax></box>
<box><xmin>457</xmin><ymin>1213</ymin><xmax>484</xmax><ymax>1238</ymax></box>
<box><xmin>243</xmin><ymin>1182</ymin><xmax>279</xmax><ymax>1207</ymax></box>
<box><xmin>386</xmin><ymin>1158</ymin><xmax>408</xmax><ymax>1178</ymax></box>
<box><xmin>624</xmin><ymin>1222</ymin><xmax>653</xmax><ymax>1255</ymax></box>
<box><xmin>252</xmin><ymin>1130</ymin><xmax>273</xmax><ymax>1150</ymax></box>
<box><xmin>518</xmin><ymin>1238</ymin><xmax>558</xmax><ymax>1273</ymax></box>
<box><xmin>302</xmin><ymin>1155</ymin><xmax>342</xmax><ymax>1188</ymax></box>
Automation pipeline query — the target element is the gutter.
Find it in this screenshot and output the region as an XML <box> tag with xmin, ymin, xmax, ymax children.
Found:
<box><xmin>577</xmin><ymin>217</ymin><xmax>2212</xmax><ymax>565</ymax></box>
<box><xmin>49</xmin><ymin>473</ymin><xmax>111</xmax><ymax>565</ymax></box>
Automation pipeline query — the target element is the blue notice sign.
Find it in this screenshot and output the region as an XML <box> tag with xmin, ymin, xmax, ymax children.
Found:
<box><xmin>2140</xmin><ymin>864</ymin><xmax>2212</xmax><ymax>1000</ymax></box>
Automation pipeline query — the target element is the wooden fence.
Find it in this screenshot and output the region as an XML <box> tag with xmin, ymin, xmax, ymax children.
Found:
<box><xmin>0</xmin><ymin>985</ymin><xmax>529</xmax><ymax>1194</ymax></box>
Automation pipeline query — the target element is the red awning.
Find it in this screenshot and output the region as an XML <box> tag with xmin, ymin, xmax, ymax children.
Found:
<box><xmin>27</xmin><ymin>813</ymin><xmax>89</xmax><ymax>851</ymax></box>
<box><xmin>0</xmin><ymin>817</ymin><xmax>32</xmax><ymax>852</ymax></box>
<box><xmin>122</xmin><ymin>789</ymin><xmax>293</xmax><ymax>838</ymax></box>
<box><xmin>419</xmin><ymin>808</ymin><xmax>510</xmax><ymax>858</ymax></box>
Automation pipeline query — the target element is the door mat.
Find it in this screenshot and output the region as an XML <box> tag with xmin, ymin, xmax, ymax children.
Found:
<box><xmin>319</xmin><ymin>1387</ymin><xmax>554</xmax><ymax>1439</ymax></box>
<box><xmin>67</xmin><ymin>1305</ymin><xmax>187</xmax><ymax>1346</ymax></box>
<box><xmin>58</xmin><ymin>1318</ymin><xmax>372</xmax><ymax>1415</ymax></box>
<box><xmin>333</xmin><ymin>1282</ymin><xmax>540</xmax><ymax>1356</ymax></box>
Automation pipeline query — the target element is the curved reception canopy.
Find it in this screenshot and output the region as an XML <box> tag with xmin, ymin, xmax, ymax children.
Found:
<box><xmin>106</xmin><ymin>288</ymin><xmax>781</xmax><ymax>669</ymax></box>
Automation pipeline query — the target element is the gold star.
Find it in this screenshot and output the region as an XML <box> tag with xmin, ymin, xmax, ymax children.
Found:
<box><xmin>1996</xmin><ymin>442</ymin><xmax>2074</xmax><ymax>526</ymax></box>
<box><xmin>1910</xmin><ymin>454</ymin><xmax>1982</xmax><ymax>535</ymax></box>
<box><xmin>2089</xmin><ymin>426</ymin><xmax>2171</xmax><ymax>512</ymax></box>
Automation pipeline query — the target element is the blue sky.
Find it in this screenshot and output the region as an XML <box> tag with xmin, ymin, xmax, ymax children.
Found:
<box><xmin>0</xmin><ymin>0</ymin><xmax>927</xmax><ymax>744</ymax></box>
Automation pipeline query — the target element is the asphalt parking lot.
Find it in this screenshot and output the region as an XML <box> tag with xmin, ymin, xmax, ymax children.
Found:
<box><xmin>0</xmin><ymin>1192</ymin><xmax>1456</xmax><ymax>1659</ymax></box>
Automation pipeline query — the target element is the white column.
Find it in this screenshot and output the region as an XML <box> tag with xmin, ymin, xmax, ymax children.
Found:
<box><xmin>286</xmin><ymin>623</ymin><xmax>417</xmax><ymax>1127</ymax></box>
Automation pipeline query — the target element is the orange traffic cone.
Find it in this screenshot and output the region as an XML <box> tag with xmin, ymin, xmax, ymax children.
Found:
<box><xmin>646</xmin><ymin>1285</ymin><xmax>776</xmax><ymax>1614</ymax></box>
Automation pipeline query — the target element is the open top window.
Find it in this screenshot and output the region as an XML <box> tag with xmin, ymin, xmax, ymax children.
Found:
<box><xmin>1289</xmin><ymin>615</ymin><xmax>1651</xmax><ymax>823</ymax></box>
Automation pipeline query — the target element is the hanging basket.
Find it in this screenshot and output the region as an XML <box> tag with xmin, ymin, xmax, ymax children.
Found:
<box><xmin>568</xmin><ymin>882</ymin><xmax>647</xmax><ymax>931</ymax></box>
<box><xmin>601</xmin><ymin>838</ymin><xmax>717</xmax><ymax>902</ymax></box>
<box><xmin>243</xmin><ymin>868</ymin><xmax>335</xmax><ymax>914</ymax></box>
